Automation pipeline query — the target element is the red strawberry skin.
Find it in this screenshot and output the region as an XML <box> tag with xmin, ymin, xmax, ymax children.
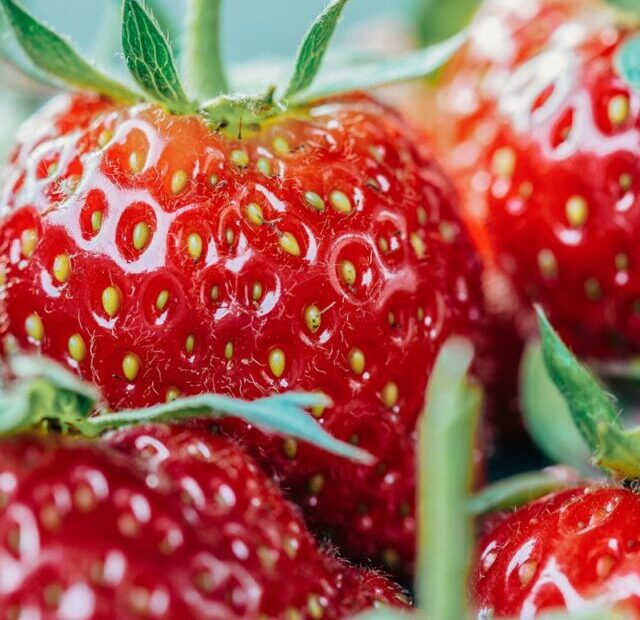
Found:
<box><xmin>433</xmin><ymin>0</ymin><xmax>640</xmax><ymax>357</ymax></box>
<box><xmin>0</xmin><ymin>93</ymin><xmax>485</xmax><ymax>572</ymax></box>
<box><xmin>473</xmin><ymin>486</ymin><xmax>640</xmax><ymax>617</ymax></box>
<box><xmin>0</xmin><ymin>429</ymin><xmax>408</xmax><ymax>619</ymax></box>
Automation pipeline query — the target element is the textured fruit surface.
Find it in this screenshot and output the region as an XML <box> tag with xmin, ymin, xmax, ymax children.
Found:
<box><xmin>0</xmin><ymin>93</ymin><xmax>485</xmax><ymax>572</ymax></box>
<box><xmin>433</xmin><ymin>0</ymin><xmax>640</xmax><ymax>357</ymax></box>
<box><xmin>0</xmin><ymin>429</ymin><xmax>408</xmax><ymax>619</ymax></box>
<box><xmin>473</xmin><ymin>486</ymin><xmax>640</xmax><ymax>617</ymax></box>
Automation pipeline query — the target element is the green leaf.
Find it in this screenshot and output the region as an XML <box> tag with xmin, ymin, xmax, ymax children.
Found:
<box><xmin>282</xmin><ymin>0</ymin><xmax>351</xmax><ymax>101</ymax></box>
<box><xmin>537</xmin><ymin>307</ymin><xmax>640</xmax><ymax>479</ymax></box>
<box><xmin>468</xmin><ymin>468</ymin><xmax>581</xmax><ymax>516</ymax></box>
<box><xmin>615</xmin><ymin>36</ymin><xmax>640</xmax><ymax>91</ymax></box>
<box><xmin>287</xmin><ymin>31</ymin><xmax>466</xmax><ymax>106</ymax></box>
<box><xmin>415</xmin><ymin>0</ymin><xmax>479</xmax><ymax>46</ymax></box>
<box><xmin>606</xmin><ymin>0</ymin><xmax>640</xmax><ymax>17</ymax></box>
<box><xmin>0</xmin><ymin>0</ymin><xmax>136</xmax><ymax>101</ymax></box>
<box><xmin>122</xmin><ymin>0</ymin><xmax>193</xmax><ymax>112</ymax></box>
<box><xmin>89</xmin><ymin>392</ymin><xmax>374</xmax><ymax>464</ymax></box>
<box><xmin>520</xmin><ymin>340</ymin><xmax>592</xmax><ymax>472</ymax></box>
<box><xmin>185</xmin><ymin>0</ymin><xmax>228</xmax><ymax>99</ymax></box>
<box><xmin>417</xmin><ymin>337</ymin><xmax>481</xmax><ymax>618</ymax></box>
<box><xmin>347</xmin><ymin>610</ymin><xmax>413</xmax><ymax>620</ymax></box>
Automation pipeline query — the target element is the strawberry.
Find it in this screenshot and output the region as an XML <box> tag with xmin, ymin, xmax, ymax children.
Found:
<box><xmin>0</xmin><ymin>0</ymin><xmax>484</xmax><ymax>572</ymax></box>
<box><xmin>0</xmin><ymin>428</ymin><xmax>408</xmax><ymax>619</ymax></box>
<box><xmin>431</xmin><ymin>0</ymin><xmax>640</xmax><ymax>357</ymax></box>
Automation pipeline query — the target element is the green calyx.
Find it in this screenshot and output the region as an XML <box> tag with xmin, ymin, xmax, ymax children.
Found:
<box><xmin>0</xmin><ymin>0</ymin><xmax>466</xmax><ymax>132</ymax></box>
<box><xmin>536</xmin><ymin>306</ymin><xmax>640</xmax><ymax>479</ymax></box>
<box><xmin>0</xmin><ymin>354</ymin><xmax>372</xmax><ymax>464</ymax></box>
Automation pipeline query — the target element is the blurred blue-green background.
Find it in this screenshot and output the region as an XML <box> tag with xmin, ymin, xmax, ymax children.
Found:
<box><xmin>0</xmin><ymin>0</ymin><xmax>416</xmax><ymax>158</ymax></box>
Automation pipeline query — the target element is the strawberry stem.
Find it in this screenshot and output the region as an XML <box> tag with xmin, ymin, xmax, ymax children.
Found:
<box><xmin>185</xmin><ymin>0</ymin><xmax>229</xmax><ymax>99</ymax></box>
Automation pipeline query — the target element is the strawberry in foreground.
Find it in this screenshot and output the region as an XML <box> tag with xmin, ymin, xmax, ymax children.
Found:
<box><xmin>0</xmin><ymin>363</ymin><xmax>407</xmax><ymax>619</ymax></box>
<box><xmin>0</xmin><ymin>0</ymin><xmax>482</xmax><ymax>573</ymax></box>
<box><xmin>473</xmin><ymin>310</ymin><xmax>640</xmax><ymax>618</ymax></box>
<box><xmin>430</xmin><ymin>0</ymin><xmax>640</xmax><ymax>358</ymax></box>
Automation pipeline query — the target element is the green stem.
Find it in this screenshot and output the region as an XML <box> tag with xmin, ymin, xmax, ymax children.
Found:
<box><xmin>185</xmin><ymin>0</ymin><xmax>229</xmax><ymax>99</ymax></box>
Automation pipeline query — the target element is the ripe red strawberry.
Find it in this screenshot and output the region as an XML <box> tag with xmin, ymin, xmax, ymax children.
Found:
<box><xmin>0</xmin><ymin>0</ymin><xmax>485</xmax><ymax>573</ymax></box>
<box><xmin>431</xmin><ymin>0</ymin><xmax>640</xmax><ymax>356</ymax></box>
<box><xmin>0</xmin><ymin>429</ymin><xmax>408</xmax><ymax>619</ymax></box>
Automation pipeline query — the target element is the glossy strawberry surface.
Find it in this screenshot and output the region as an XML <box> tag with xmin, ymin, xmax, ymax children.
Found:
<box><xmin>433</xmin><ymin>0</ymin><xmax>640</xmax><ymax>356</ymax></box>
<box><xmin>473</xmin><ymin>486</ymin><xmax>640</xmax><ymax>617</ymax></box>
<box><xmin>0</xmin><ymin>429</ymin><xmax>408</xmax><ymax>619</ymax></box>
<box><xmin>0</xmin><ymin>93</ymin><xmax>485</xmax><ymax>572</ymax></box>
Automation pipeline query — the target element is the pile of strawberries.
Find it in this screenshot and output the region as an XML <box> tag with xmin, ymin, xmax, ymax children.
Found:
<box><xmin>0</xmin><ymin>0</ymin><xmax>640</xmax><ymax>618</ymax></box>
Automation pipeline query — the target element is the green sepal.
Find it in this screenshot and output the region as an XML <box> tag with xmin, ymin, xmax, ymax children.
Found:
<box><xmin>520</xmin><ymin>340</ymin><xmax>592</xmax><ymax>472</ymax></box>
<box><xmin>615</xmin><ymin>35</ymin><xmax>640</xmax><ymax>91</ymax></box>
<box><xmin>606</xmin><ymin>0</ymin><xmax>640</xmax><ymax>17</ymax></box>
<box><xmin>417</xmin><ymin>337</ymin><xmax>481</xmax><ymax>618</ymax></box>
<box><xmin>282</xmin><ymin>0</ymin><xmax>351</xmax><ymax>102</ymax></box>
<box><xmin>348</xmin><ymin>610</ymin><xmax>412</xmax><ymax>620</ymax></box>
<box><xmin>122</xmin><ymin>0</ymin><xmax>194</xmax><ymax>112</ymax></box>
<box><xmin>287</xmin><ymin>32</ymin><xmax>466</xmax><ymax>106</ymax></box>
<box><xmin>537</xmin><ymin>307</ymin><xmax>640</xmax><ymax>479</ymax></box>
<box><xmin>0</xmin><ymin>0</ymin><xmax>137</xmax><ymax>102</ymax></box>
<box><xmin>200</xmin><ymin>93</ymin><xmax>282</xmax><ymax>135</ymax></box>
<box><xmin>415</xmin><ymin>0</ymin><xmax>478</xmax><ymax>46</ymax></box>
<box><xmin>468</xmin><ymin>468</ymin><xmax>582</xmax><ymax>516</ymax></box>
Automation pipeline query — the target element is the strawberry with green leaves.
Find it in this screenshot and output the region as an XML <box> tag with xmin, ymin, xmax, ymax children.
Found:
<box><xmin>0</xmin><ymin>0</ymin><xmax>484</xmax><ymax>573</ymax></box>
<box><xmin>0</xmin><ymin>361</ymin><xmax>407</xmax><ymax>619</ymax></box>
<box><xmin>431</xmin><ymin>0</ymin><xmax>640</xmax><ymax>358</ymax></box>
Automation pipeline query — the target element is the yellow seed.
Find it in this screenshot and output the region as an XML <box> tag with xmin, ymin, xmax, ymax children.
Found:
<box><xmin>25</xmin><ymin>312</ymin><xmax>44</xmax><ymax>342</ymax></box>
<box><xmin>20</xmin><ymin>228</ymin><xmax>38</xmax><ymax>258</ymax></box>
<box><xmin>339</xmin><ymin>260</ymin><xmax>356</xmax><ymax>286</ymax></box>
<box><xmin>519</xmin><ymin>182</ymin><xmax>534</xmax><ymax>198</ymax></box>
<box><xmin>349</xmin><ymin>348</ymin><xmax>365</xmax><ymax>375</ymax></box>
<box><xmin>209</xmin><ymin>174</ymin><xmax>219</xmax><ymax>186</ymax></box>
<box><xmin>417</xmin><ymin>206</ymin><xmax>427</xmax><ymax>226</ymax></box>
<box><xmin>329</xmin><ymin>190</ymin><xmax>352</xmax><ymax>215</ymax></box>
<box><xmin>273</xmin><ymin>136</ymin><xmax>290</xmax><ymax>156</ymax></box>
<box><xmin>518</xmin><ymin>560</ymin><xmax>538</xmax><ymax>587</ymax></box>
<box><xmin>224</xmin><ymin>341</ymin><xmax>234</xmax><ymax>360</ymax></box>
<box><xmin>53</xmin><ymin>254</ymin><xmax>71</xmax><ymax>283</ymax></box>
<box><xmin>252</xmin><ymin>282</ymin><xmax>263</xmax><ymax>302</ymax></box>
<box><xmin>538</xmin><ymin>249</ymin><xmax>558</xmax><ymax>279</ymax></box>
<box><xmin>596</xmin><ymin>555</ymin><xmax>614</xmax><ymax>578</ymax></box>
<box><xmin>282</xmin><ymin>437</ymin><xmax>298</xmax><ymax>459</ymax></box>
<box><xmin>171</xmin><ymin>169</ymin><xmax>188</xmax><ymax>195</ymax></box>
<box><xmin>47</xmin><ymin>162</ymin><xmax>59</xmax><ymax>178</ymax></box>
<box><xmin>378</xmin><ymin>237</ymin><xmax>389</xmax><ymax>253</ymax></box>
<box><xmin>308</xmin><ymin>474</ymin><xmax>325</xmax><ymax>495</ymax></box>
<box><xmin>68</xmin><ymin>333</ymin><xmax>87</xmax><ymax>362</ymax></box>
<box><xmin>225</xmin><ymin>228</ymin><xmax>234</xmax><ymax>246</ymax></box>
<box><xmin>417</xmin><ymin>306</ymin><xmax>425</xmax><ymax>322</ymax></box>
<box><xmin>387</xmin><ymin>311</ymin><xmax>396</xmax><ymax>326</ymax></box>
<box><xmin>132</xmin><ymin>222</ymin><xmax>150</xmax><ymax>251</ymax></box>
<box><xmin>491</xmin><ymin>147</ymin><xmax>516</xmax><ymax>178</ymax></box>
<box><xmin>102</xmin><ymin>286</ymin><xmax>121</xmax><ymax>317</ymax></box>
<box><xmin>166</xmin><ymin>387</ymin><xmax>181</xmax><ymax>402</ymax></box>
<box><xmin>129</xmin><ymin>151</ymin><xmax>145</xmax><ymax>174</ymax></box>
<box><xmin>369</xmin><ymin>145</ymin><xmax>384</xmax><ymax>163</ymax></box>
<box><xmin>187</xmin><ymin>233</ymin><xmax>203</xmax><ymax>260</ymax></box>
<box><xmin>91</xmin><ymin>211</ymin><xmax>103</xmax><ymax>234</ymax></box>
<box><xmin>308</xmin><ymin>595</ymin><xmax>324</xmax><ymax>619</ymax></box>
<box><xmin>410</xmin><ymin>232</ymin><xmax>426</xmax><ymax>258</ymax></box>
<box><xmin>620</xmin><ymin>173</ymin><xmax>633</xmax><ymax>192</ymax></box>
<box><xmin>98</xmin><ymin>130</ymin><xmax>113</xmax><ymax>148</ymax></box>
<box><xmin>185</xmin><ymin>334</ymin><xmax>195</xmax><ymax>354</ymax></box>
<box><xmin>268</xmin><ymin>348</ymin><xmax>286</xmax><ymax>378</ymax></box>
<box><xmin>608</xmin><ymin>94</ymin><xmax>629</xmax><ymax>126</ymax></box>
<box><xmin>257</xmin><ymin>157</ymin><xmax>272</xmax><ymax>176</ymax></box>
<box><xmin>304</xmin><ymin>305</ymin><xmax>322</xmax><ymax>334</ymax></box>
<box><xmin>122</xmin><ymin>353</ymin><xmax>140</xmax><ymax>381</ymax></box>
<box><xmin>156</xmin><ymin>289</ymin><xmax>170</xmax><ymax>311</ymax></box>
<box><xmin>231</xmin><ymin>149</ymin><xmax>249</xmax><ymax>168</ymax></box>
<box><xmin>585</xmin><ymin>277</ymin><xmax>601</xmax><ymax>300</ymax></box>
<box><xmin>245</xmin><ymin>203</ymin><xmax>264</xmax><ymax>226</ymax></box>
<box><xmin>305</xmin><ymin>191</ymin><xmax>325</xmax><ymax>212</ymax></box>
<box><xmin>439</xmin><ymin>222</ymin><xmax>456</xmax><ymax>244</ymax></box>
<box><xmin>210</xmin><ymin>285</ymin><xmax>220</xmax><ymax>302</ymax></box>
<box><xmin>311</xmin><ymin>394</ymin><xmax>326</xmax><ymax>418</ymax></box>
<box><xmin>279</xmin><ymin>232</ymin><xmax>301</xmax><ymax>257</ymax></box>
<box><xmin>565</xmin><ymin>195</ymin><xmax>588</xmax><ymax>228</ymax></box>
<box><xmin>382</xmin><ymin>382</ymin><xmax>398</xmax><ymax>408</ymax></box>
<box><xmin>616</xmin><ymin>253</ymin><xmax>629</xmax><ymax>271</ymax></box>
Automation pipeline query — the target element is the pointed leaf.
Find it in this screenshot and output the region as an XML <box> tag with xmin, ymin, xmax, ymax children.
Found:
<box><xmin>615</xmin><ymin>35</ymin><xmax>640</xmax><ymax>91</ymax></box>
<box><xmin>520</xmin><ymin>340</ymin><xmax>592</xmax><ymax>472</ymax></box>
<box><xmin>282</xmin><ymin>0</ymin><xmax>351</xmax><ymax>101</ymax></box>
<box><xmin>288</xmin><ymin>31</ymin><xmax>466</xmax><ymax>105</ymax></box>
<box><xmin>417</xmin><ymin>337</ymin><xmax>480</xmax><ymax>618</ymax></box>
<box><xmin>122</xmin><ymin>0</ymin><xmax>193</xmax><ymax>111</ymax></box>
<box><xmin>468</xmin><ymin>468</ymin><xmax>582</xmax><ymax>516</ymax></box>
<box><xmin>88</xmin><ymin>392</ymin><xmax>374</xmax><ymax>464</ymax></box>
<box><xmin>0</xmin><ymin>0</ymin><xmax>136</xmax><ymax>101</ymax></box>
